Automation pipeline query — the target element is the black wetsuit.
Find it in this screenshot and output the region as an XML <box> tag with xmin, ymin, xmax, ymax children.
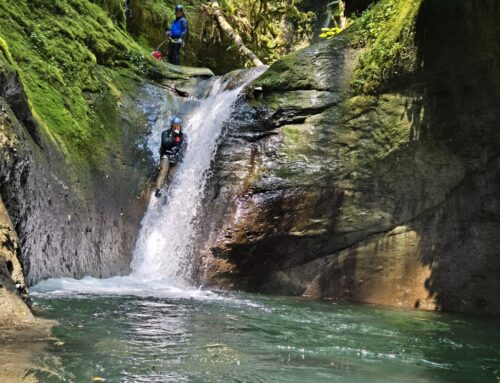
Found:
<box><xmin>160</xmin><ymin>129</ymin><xmax>187</xmax><ymax>163</ymax></box>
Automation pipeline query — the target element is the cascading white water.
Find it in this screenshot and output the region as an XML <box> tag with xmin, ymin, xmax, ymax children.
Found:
<box><xmin>131</xmin><ymin>68</ymin><xmax>266</xmax><ymax>284</ymax></box>
<box><xmin>32</xmin><ymin>67</ymin><xmax>267</xmax><ymax>297</ymax></box>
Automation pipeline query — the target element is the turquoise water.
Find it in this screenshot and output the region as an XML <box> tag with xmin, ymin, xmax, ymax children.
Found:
<box><xmin>15</xmin><ymin>281</ymin><xmax>500</xmax><ymax>383</ymax></box>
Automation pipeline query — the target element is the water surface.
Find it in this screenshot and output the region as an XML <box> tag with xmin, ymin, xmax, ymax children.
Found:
<box><xmin>9</xmin><ymin>279</ymin><xmax>498</xmax><ymax>383</ymax></box>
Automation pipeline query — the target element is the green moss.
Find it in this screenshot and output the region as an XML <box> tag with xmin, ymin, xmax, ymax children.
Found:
<box><xmin>137</xmin><ymin>0</ymin><xmax>176</xmax><ymax>23</ymax></box>
<box><xmin>273</xmin><ymin>92</ymin><xmax>414</xmax><ymax>187</ymax></box>
<box><xmin>0</xmin><ymin>37</ymin><xmax>14</xmax><ymax>65</ymax></box>
<box><xmin>348</xmin><ymin>0</ymin><xmax>423</xmax><ymax>94</ymax></box>
<box><xmin>127</xmin><ymin>0</ymin><xmax>178</xmax><ymax>44</ymax></box>
<box><xmin>90</xmin><ymin>0</ymin><xmax>126</xmax><ymax>25</ymax></box>
<box><xmin>0</xmin><ymin>0</ymin><xmax>181</xmax><ymax>171</ymax></box>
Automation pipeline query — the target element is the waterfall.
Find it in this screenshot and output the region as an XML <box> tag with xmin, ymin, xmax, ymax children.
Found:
<box><xmin>31</xmin><ymin>67</ymin><xmax>267</xmax><ymax>296</ymax></box>
<box><xmin>131</xmin><ymin>68</ymin><xmax>266</xmax><ymax>284</ymax></box>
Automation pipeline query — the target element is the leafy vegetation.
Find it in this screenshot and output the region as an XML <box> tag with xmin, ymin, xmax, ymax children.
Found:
<box><xmin>319</xmin><ymin>0</ymin><xmax>349</xmax><ymax>40</ymax></box>
<box><xmin>90</xmin><ymin>0</ymin><xmax>127</xmax><ymax>25</ymax></box>
<box><xmin>319</xmin><ymin>26</ymin><xmax>343</xmax><ymax>39</ymax></box>
<box><xmin>318</xmin><ymin>0</ymin><xmax>422</xmax><ymax>93</ymax></box>
<box><xmin>215</xmin><ymin>0</ymin><xmax>315</xmax><ymax>63</ymax></box>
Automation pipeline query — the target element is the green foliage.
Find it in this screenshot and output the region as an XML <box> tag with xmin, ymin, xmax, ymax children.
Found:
<box><xmin>0</xmin><ymin>36</ymin><xmax>14</xmax><ymax>65</ymax></box>
<box><xmin>319</xmin><ymin>0</ymin><xmax>356</xmax><ymax>39</ymax></box>
<box><xmin>320</xmin><ymin>0</ymin><xmax>350</xmax><ymax>39</ymax></box>
<box><xmin>348</xmin><ymin>0</ymin><xmax>423</xmax><ymax>94</ymax></box>
<box><xmin>0</xmin><ymin>0</ymin><xmax>155</xmax><ymax>167</ymax></box>
<box><xmin>136</xmin><ymin>0</ymin><xmax>175</xmax><ymax>24</ymax></box>
<box><xmin>218</xmin><ymin>0</ymin><xmax>316</xmax><ymax>64</ymax></box>
<box><xmin>350</xmin><ymin>0</ymin><xmax>399</xmax><ymax>48</ymax></box>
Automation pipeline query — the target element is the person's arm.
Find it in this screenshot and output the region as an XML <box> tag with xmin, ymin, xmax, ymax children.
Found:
<box><xmin>180</xmin><ymin>18</ymin><xmax>188</xmax><ymax>39</ymax></box>
<box><xmin>160</xmin><ymin>130</ymin><xmax>171</xmax><ymax>155</ymax></box>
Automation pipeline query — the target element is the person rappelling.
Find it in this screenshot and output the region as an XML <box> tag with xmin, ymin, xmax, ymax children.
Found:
<box><xmin>155</xmin><ymin>116</ymin><xmax>187</xmax><ymax>197</ymax></box>
<box><xmin>166</xmin><ymin>4</ymin><xmax>189</xmax><ymax>65</ymax></box>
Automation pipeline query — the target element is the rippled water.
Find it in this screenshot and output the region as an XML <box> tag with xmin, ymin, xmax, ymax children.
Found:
<box><xmin>5</xmin><ymin>280</ymin><xmax>499</xmax><ymax>383</ymax></box>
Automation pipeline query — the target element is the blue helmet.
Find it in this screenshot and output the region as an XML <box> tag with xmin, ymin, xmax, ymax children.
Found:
<box><xmin>171</xmin><ymin>116</ymin><xmax>183</xmax><ymax>126</ymax></box>
<box><xmin>175</xmin><ymin>4</ymin><xmax>184</xmax><ymax>12</ymax></box>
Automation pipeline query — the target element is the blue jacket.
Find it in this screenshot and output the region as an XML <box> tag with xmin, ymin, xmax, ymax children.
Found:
<box><xmin>169</xmin><ymin>17</ymin><xmax>188</xmax><ymax>39</ymax></box>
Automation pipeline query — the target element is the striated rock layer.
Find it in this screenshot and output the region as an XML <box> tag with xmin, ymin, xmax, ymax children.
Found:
<box><xmin>198</xmin><ymin>0</ymin><xmax>500</xmax><ymax>314</ymax></box>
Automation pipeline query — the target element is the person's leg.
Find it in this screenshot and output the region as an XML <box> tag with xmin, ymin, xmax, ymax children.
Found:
<box><xmin>155</xmin><ymin>157</ymin><xmax>170</xmax><ymax>196</ymax></box>
<box><xmin>168</xmin><ymin>42</ymin><xmax>176</xmax><ymax>64</ymax></box>
<box><xmin>173</xmin><ymin>43</ymin><xmax>181</xmax><ymax>65</ymax></box>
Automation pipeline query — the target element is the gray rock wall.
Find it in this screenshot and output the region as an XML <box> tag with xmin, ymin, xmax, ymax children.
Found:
<box><xmin>0</xmin><ymin>63</ymin><xmax>155</xmax><ymax>286</ymax></box>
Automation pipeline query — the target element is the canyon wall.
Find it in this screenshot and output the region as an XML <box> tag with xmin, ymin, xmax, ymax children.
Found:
<box><xmin>199</xmin><ymin>0</ymin><xmax>500</xmax><ymax>314</ymax></box>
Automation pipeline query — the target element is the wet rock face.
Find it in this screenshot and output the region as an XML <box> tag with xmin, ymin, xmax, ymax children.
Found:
<box><xmin>0</xmin><ymin>188</ymin><xmax>32</xmax><ymax>324</ymax></box>
<box><xmin>199</xmin><ymin>2</ymin><xmax>500</xmax><ymax>314</ymax></box>
<box><xmin>0</xmin><ymin>65</ymin><xmax>154</xmax><ymax>286</ymax></box>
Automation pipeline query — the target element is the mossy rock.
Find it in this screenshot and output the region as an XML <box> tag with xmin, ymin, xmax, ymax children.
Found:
<box><xmin>0</xmin><ymin>0</ymin><xmax>194</xmax><ymax>171</ymax></box>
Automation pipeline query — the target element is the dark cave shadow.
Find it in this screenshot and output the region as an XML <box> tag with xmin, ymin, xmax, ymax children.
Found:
<box><xmin>311</xmin><ymin>0</ymin><xmax>500</xmax><ymax>315</ymax></box>
<box><xmin>405</xmin><ymin>0</ymin><xmax>500</xmax><ymax>314</ymax></box>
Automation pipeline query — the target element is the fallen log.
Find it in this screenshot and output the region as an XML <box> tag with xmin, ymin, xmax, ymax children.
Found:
<box><xmin>210</xmin><ymin>1</ymin><xmax>264</xmax><ymax>67</ymax></box>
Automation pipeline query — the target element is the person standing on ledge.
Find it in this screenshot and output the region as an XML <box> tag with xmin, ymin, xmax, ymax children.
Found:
<box><xmin>166</xmin><ymin>4</ymin><xmax>188</xmax><ymax>65</ymax></box>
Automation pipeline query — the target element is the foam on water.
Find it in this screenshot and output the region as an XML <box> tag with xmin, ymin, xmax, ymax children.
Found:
<box><xmin>31</xmin><ymin>276</ymin><xmax>222</xmax><ymax>301</ymax></box>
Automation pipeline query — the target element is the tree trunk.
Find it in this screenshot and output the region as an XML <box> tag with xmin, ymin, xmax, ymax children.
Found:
<box><xmin>211</xmin><ymin>1</ymin><xmax>264</xmax><ymax>67</ymax></box>
<box><xmin>339</xmin><ymin>0</ymin><xmax>348</xmax><ymax>29</ymax></box>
